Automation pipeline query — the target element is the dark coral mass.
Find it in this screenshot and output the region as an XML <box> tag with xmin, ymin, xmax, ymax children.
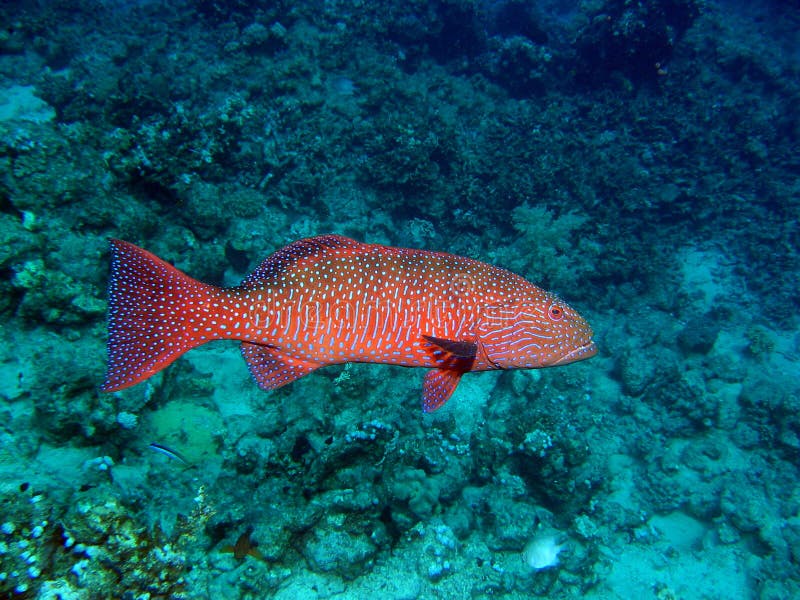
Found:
<box><xmin>573</xmin><ymin>0</ymin><xmax>702</xmax><ymax>85</ymax></box>
<box><xmin>0</xmin><ymin>0</ymin><xmax>797</xmax><ymax>597</ymax></box>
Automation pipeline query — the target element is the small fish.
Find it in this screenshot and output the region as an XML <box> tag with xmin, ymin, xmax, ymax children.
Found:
<box><xmin>102</xmin><ymin>235</ymin><xmax>596</xmax><ymax>411</ymax></box>
<box><xmin>221</xmin><ymin>526</ymin><xmax>266</xmax><ymax>562</ymax></box>
<box><xmin>148</xmin><ymin>442</ymin><xmax>191</xmax><ymax>466</ymax></box>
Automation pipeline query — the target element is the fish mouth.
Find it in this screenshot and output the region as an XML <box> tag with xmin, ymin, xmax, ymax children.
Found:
<box><xmin>554</xmin><ymin>341</ymin><xmax>597</xmax><ymax>365</ymax></box>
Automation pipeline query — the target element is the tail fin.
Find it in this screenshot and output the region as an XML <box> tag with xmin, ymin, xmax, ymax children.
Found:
<box><xmin>102</xmin><ymin>239</ymin><xmax>223</xmax><ymax>392</ymax></box>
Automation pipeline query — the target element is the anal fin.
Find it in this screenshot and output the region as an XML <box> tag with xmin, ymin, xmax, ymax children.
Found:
<box><xmin>422</xmin><ymin>369</ymin><xmax>464</xmax><ymax>412</ymax></box>
<box><xmin>241</xmin><ymin>342</ymin><xmax>320</xmax><ymax>390</ymax></box>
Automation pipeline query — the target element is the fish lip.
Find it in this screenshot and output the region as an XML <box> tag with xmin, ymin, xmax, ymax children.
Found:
<box><xmin>554</xmin><ymin>341</ymin><xmax>597</xmax><ymax>365</ymax></box>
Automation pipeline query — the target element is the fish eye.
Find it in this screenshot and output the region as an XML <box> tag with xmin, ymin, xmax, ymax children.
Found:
<box><xmin>547</xmin><ymin>304</ymin><xmax>564</xmax><ymax>321</ymax></box>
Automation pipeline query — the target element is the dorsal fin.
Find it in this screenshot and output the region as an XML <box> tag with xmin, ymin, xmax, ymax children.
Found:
<box><xmin>241</xmin><ymin>235</ymin><xmax>361</xmax><ymax>287</ymax></box>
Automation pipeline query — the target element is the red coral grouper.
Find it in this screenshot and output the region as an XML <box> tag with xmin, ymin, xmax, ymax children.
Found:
<box><xmin>102</xmin><ymin>235</ymin><xmax>596</xmax><ymax>411</ymax></box>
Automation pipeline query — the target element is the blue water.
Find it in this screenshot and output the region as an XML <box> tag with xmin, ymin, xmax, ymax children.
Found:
<box><xmin>0</xmin><ymin>1</ymin><xmax>797</xmax><ymax>598</ymax></box>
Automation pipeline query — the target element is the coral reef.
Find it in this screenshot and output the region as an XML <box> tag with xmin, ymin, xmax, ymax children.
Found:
<box><xmin>0</xmin><ymin>0</ymin><xmax>798</xmax><ymax>597</ymax></box>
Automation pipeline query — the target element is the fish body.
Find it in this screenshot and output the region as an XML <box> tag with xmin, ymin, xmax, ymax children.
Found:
<box><xmin>148</xmin><ymin>442</ymin><xmax>192</xmax><ymax>467</ymax></box>
<box><xmin>221</xmin><ymin>526</ymin><xmax>265</xmax><ymax>562</ymax></box>
<box><xmin>102</xmin><ymin>235</ymin><xmax>596</xmax><ymax>410</ymax></box>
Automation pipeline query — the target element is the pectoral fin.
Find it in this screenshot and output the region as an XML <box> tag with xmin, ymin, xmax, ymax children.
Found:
<box><xmin>422</xmin><ymin>368</ymin><xmax>464</xmax><ymax>412</ymax></box>
<box><xmin>422</xmin><ymin>335</ymin><xmax>477</xmax><ymax>360</ymax></box>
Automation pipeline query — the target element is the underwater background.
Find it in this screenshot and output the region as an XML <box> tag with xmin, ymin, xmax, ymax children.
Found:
<box><xmin>0</xmin><ymin>0</ymin><xmax>798</xmax><ymax>598</ymax></box>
